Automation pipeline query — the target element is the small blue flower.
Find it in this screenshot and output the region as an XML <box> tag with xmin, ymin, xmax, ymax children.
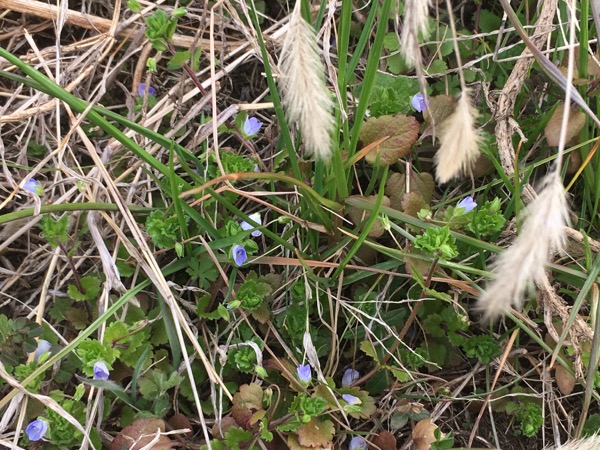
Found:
<box><xmin>411</xmin><ymin>93</ymin><xmax>429</xmax><ymax>112</ymax></box>
<box><xmin>253</xmin><ymin>164</ymin><xmax>261</xmax><ymax>173</ymax></box>
<box><xmin>93</xmin><ymin>361</ymin><xmax>110</xmax><ymax>380</ymax></box>
<box><xmin>240</xmin><ymin>212</ymin><xmax>262</xmax><ymax>237</ymax></box>
<box><xmin>25</xmin><ymin>419</ymin><xmax>48</xmax><ymax>441</ymax></box>
<box><xmin>342</xmin><ymin>368</ymin><xmax>360</xmax><ymax>387</ymax></box>
<box><xmin>457</xmin><ymin>195</ymin><xmax>477</xmax><ymax>213</ymax></box>
<box><xmin>349</xmin><ymin>436</ymin><xmax>367</xmax><ymax>450</ymax></box>
<box><xmin>243</xmin><ymin>117</ymin><xmax>263</xmax><ymax>136</ymax></box>
<box><xmin>232</xmin><ymin>245</ymin><xmax>248</xmax><ymax>266</ymax></box>
<box><xmin>34</xmin><ymin>339</ymin><xmax>52</xmax><ymax>361</ymax></box>
<box><xmin>342</xmin><ymin>394</ymin><xmax>361</xmax><ymax>405</ymax></box>
<box><xmin>23</xmin><ymin>178</ymin><xmax>44</xmax><ymax>196</ymax></box>
<box><xmin>297</xmin><ymin>364</ymin><xmax>312</xmax><ymax>383</ymax></box>
<box><xmin>138</xmin><ymin>82</ymin><xmax>156</xmax><ymax>97</ymax></box>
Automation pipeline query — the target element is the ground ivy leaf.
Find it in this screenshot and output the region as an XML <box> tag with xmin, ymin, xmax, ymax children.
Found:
<box><xmin>360</xmin><ymin>115</ymin><xmax>419</xmax><ymax>165</ymax></box>
<box><xmin>296</xmin><ymin>418</ymin><xmax>334</xmax><ymax>448</ymax></box>
<box><xmin>231</xmin><ymin>383</ymin><xmax>264</xmax><ymax>429</ymax></box>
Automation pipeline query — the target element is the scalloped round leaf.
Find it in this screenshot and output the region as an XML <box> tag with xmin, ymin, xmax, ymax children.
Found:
<box><xmin>544</xmin><ymin>102</ymin><xmax>586</xmax><ymax>146</ymax></box>
<box><xmin>401</xmin><ymin>192</ymin><xmax>428</xmax><ymax>217</ymax></box>
<box><xmin>360</xmin><ymin>115</ymin><xmax>420</xmax><ymax>165</ymax></box>
<box><xmin>231</xmin><ymin>383</ymin><xmax>264</xmax><ymax>429</ymax></box>
<box><xmin>412</xmin><ymin>418</ymin><xmax>438</xmax><ymax>450</ymax></box>
<box><xmin>339</xmin><ymin>387</ymin><xmax>377</xmax><ymax>419</ymax></box>
<box><xmin>423</xmin><ymin>95</ymin><xmax>457</xmax><ymax>138</ymax></box>
<box><xmin>347</xmin><ymin>195</ymin><xmax>391</xmax><ymax>238</ymax></box>
<box><xmin>386</xmin><ymin>172</ymin><xmax>435</xmax><ymax>209</ymax></box>
<box><xmin>297</xmin><ymin>418</ymin><xmax>335</xmax><ymax>448</ymax></box>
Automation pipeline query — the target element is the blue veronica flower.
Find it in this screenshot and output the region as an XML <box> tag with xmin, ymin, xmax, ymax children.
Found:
<box><xmin>411</xmin><ymin>93</ymin><xmax>429</xmax><ymax>113</ymax></box>
<box><xmin>349</xmin><ymin>436</ymin><xmax>367</xmax><ymax>450</ymax></box>
<box><xmin>243</xmin><ymin>117</ymin><xmax>263</xmax><ymax>136</ymax></box>
<box><xmin>93</xmin><ymin>361</ymin><xmax>110</xmax><ymax>380</ymax></box>
<box><xmin>34</xmin><ymin>339</ymin><xmax>52</xmax><ymax>361</ymax></box>
<box><xmin>25</xmin><ymin>419</ymin><xmax>48</xmax><ymax>441</ymax></box>
<box><xmin>240</xmin><ymin>212</ymin><xmax>262</xmax><ymax>237</ymax></box>
<box><xmin>457</xmin><ymin>195</ymin><xmax>477</xmax><ymax>213</ymax></box>
<box><xmin>232</xmin><ymin>245</ymin><xmax>248</xmax><ymax>266</ymax></box>
<box><xmin>342</xmin><ymin>368</ymin><xmax>360</xmax><ymax>387</ymax></box>
<box><xmin>23</xmin><ymin>178</ymin><xmax>44</xmax><ymax>196</ymax></box>
<box><xmin>342</xmin><ymin>394</ymin><xmax>361</xmax><ymax>405</ymax></box>
<box><xmin>138</xmin><ymin>82</ymin><xmax>156</xmax><ymax>97</ymax></box>
<box><xmin>296</xmin><ymin>364</ymin><xmax>312</xmax><ymax>383</ymax></box>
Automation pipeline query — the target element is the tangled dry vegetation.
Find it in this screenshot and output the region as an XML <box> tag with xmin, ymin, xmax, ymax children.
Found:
<box><xmin>1</xmin><ymin>0</ymin><xmax>600</xmax><ymax>449</ymax></box>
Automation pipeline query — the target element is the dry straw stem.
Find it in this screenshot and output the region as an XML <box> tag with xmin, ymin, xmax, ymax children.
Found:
<box><xmin>477</xmin><ymin>174</ymin><xmax>569</xmax><ymax>320</ymax></box>
<box><xmin>400</xmin><ymin>0</ymin><xmax>432</xmax><ymax>67</ymax></box>
<box><xmin>279</xmin><ymin>0</ymin><xmax>334</xmax><ymax>160</ymax></box>
<box><xmin>434</xmin><ymin>90</ymin><xmax>481</xmax><ymax>183</ymax></box>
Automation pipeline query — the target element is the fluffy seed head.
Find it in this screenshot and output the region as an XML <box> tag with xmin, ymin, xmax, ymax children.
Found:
<box><xmin>434</xmin><ymin>91</ymin><xmax>481</xmax><ymax>183</ymax></box>
<box><xmin>279</xmin><ymin>1</ymin><xmax>334</xmax><ymax>160</ymax></box>
<box><xmin>477</xmin><ymin>175</ymin><xmax>569</xmax><ymax>320</ymax></box>
<box><xmin>400</xmin><ymin>0</ymin><xmax>432</xmax><ymax>67</ymax></box>
<box><xmin>544</xmin><ymin>435</ymin><xmax>600</xmax><ymax>450</ymax></box>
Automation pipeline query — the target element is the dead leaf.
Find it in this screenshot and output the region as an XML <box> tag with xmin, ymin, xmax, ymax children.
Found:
<box><xmin>423</xmin><ymin>95</ymin><xmax>457</xmax><ymax>139</ymax></box>
<box><xmin>111</xmin><ymin>418</ymin><xmax>175</xmax><ymax>450</ymax></box>
<box><xmin>360</xmin><ymin>115</ymin><xmax>420</xmax><ymax>165</ymax></box>
<box><xmin>556</xmin><ymin>365</ymin><xmax>576</xmax><ymax>395</ymax></box>
<box><xmin>347</xmin><ymin>195</ymin><xmax>391</xmax><ymax>238</ymax></box>
<box><xmin>412</xmin><ymin>418</ymin><xmax>438</xmax><ymax>450</ymax></box>
<box><xmin>544</xmin><ymin>102</ymin><xmax>586</xmax><ymax>146</ymax></box>
<box><xmin>168</xmin><ymin>413</ymin><xmax>192</xmax><ymax>438</ymax></box>
<box><xmin>297</xmin><ymin>418</ymin><xmax>335</xmax><ymax>448</ymax></box>
<box><xmin>231</xmin><ymin>383</ymin><xmax>264</xmax><ymax>429</ymax></box>
<box><xmin>370</xmin><ymin>431</ymin><xmax>397</xmax><ymax>450</ymax></box>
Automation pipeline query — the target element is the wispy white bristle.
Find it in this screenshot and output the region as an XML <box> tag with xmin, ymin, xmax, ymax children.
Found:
<box><xmin>279</xmin><ymin>1</ymin><xmax>334</xmax><ymax>160</ymax></box>
<box><xmin>545</xmin><ymin>435</ymin><xmax>600</xmax><ymax>450</ymax></box>
<box><xmin>434</xmin><ymin>91</ymin><xmax>481</xmax><ymax>183</ymax></box>
<box><xmin>400</xmin><ymin>0</ymin><xmax>432</xmax><ymax>67</ymax></box>
<box><xmin>477</xmin><ymin>174</ymin><xmax>569</xmax><ymax>320</ymax></box>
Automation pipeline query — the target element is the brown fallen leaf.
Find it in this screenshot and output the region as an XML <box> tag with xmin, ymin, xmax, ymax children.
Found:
<box><xmin>412</xmin><ymin>418</ymin><xmax>438</xmax><ymax>450</ymax></box>
<box><xmin>544</xmin><ymin>102</ymin><xmax>586</xmax><ymax>146</ymax></box>
<box><xmin>111</xmin><ymin>418</ymin><xmax>175</xmax><ymax>450</ymax></box>
<box><xmin>370</xmin><ymin>431</ymin><xmax>397</xmax><ymax>450</ymax></box>
<box><xmin>556</xmin><ymin>365</ymin><xmax>576</xmax><ymax>396</ymax></box>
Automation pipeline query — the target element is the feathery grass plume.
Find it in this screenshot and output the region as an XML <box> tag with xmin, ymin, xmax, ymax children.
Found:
<box><xmin>545</xmin><ymin>435</ymin><xmax>600</xmax><ymax>450</ymax></box>
<box><xmin>434</xmin><ymin>90</ymin><xmax>481</xmax><ymax>183</ymax></box>
<box><xmin>477</xmin><ymin>174</ymin><xmax>569</xmax><ymax>320</ymax></box>
<box><xmin>400</xmin><ymin>0</ymin><xmax>432</xmax><ymax>67</ymax></box>
<box><xmin>279</xmin><ymin>0</ymin><xmax>334</xmax><ymax>160</ymax></box>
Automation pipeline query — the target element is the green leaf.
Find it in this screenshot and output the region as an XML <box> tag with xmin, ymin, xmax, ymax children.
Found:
<box><xmin>167</xmin><ymin>50</ymin><xmax>191</xmax><ymax>70</ymax></box>
<box><xmin>67</xmin><ymin>275</ymin><xmax>101</xmax><ymax>301</ymax></box>
<box><xmin>127</xmin><ymin>0</ymin><xmax>141</xmax><ymax>13</ymax></box>
<box><xmin>39</xmin><ymin>215</ymin><xmax>69</xmax><ymax>248</ymax></box>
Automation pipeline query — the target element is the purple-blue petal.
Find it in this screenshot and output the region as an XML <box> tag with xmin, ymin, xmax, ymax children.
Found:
<box><xmin>243</xmin><ymin>117</ymin><xmax>263</xmax><ymax>136</ymax></box>
<box><xmin>232</xmin><ymin>245</ymin><xmax>248</xmax><ymax>266</ymax></box>
<box><xmin>342</xmin><ymin>368</ymin><xmax>360</xmax><ymax>387</ymax></box>
<box><xmin>411</xmin><ymin>93</ymin><xmax>429</xmax><ymax>113</ymax></box>
<box><xmin>296</xmin><ymin>364</ymin><xmax>312</xmax><ymax>383</ymax></box>
<box><xmin>93</xmin><ymin>361</ymin><xmax>110</xmax><ymax>380</ymax></box>
<box><xmin>349</xmin><ymin>436</ymin><xmax>367</xmax><ymax>450</ymax></box>
<box><xmin>457</xmin><ymin>195</ymin><xmax>477</xmax><ymax>213</ymax></box>
<box><xmin>25</xmin><ymin>419</ymin><xmax>48</xmax><ymax>441</ymax></box>
<box><xmin>138</xmin><ymin>82</ymin><xmax>156</xmax><ymax>97</ymax></box>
